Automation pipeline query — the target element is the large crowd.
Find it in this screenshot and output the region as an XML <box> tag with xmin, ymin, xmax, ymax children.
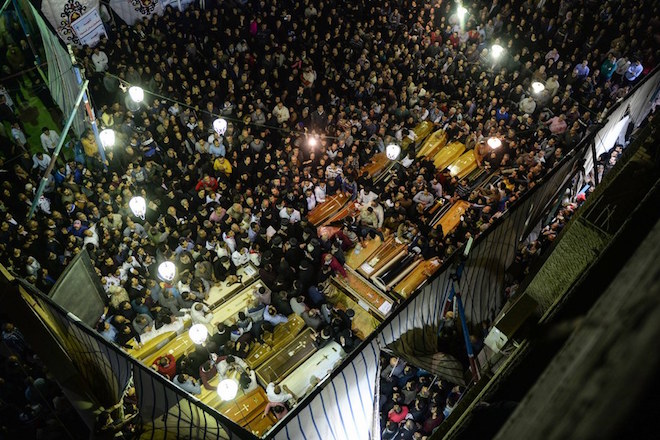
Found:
<box><xmin>1</xmin><ymin>0</ymin><xmax>658</xmax><ymax>437</ymax></box>
<box><xmin>379</xmin><ymin>355</ymin><xmax>462</xmax><ymax>440</ymax></box>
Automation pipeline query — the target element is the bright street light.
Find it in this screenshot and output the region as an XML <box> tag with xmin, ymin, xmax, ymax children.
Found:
<box><xmin>307</xmin><ymin>133</ymin><xmax>319</xmax><ymax>148</ymax></box>
<box><xmin>487</xmin><ymin>137</ymin><xmax>502</xmax><ymax>149</ymax></box>
<box><xmin>99</xmin><ymin>129</ymin><xmax>115</xmax><ymax>148</ymax></box>
<box><xmin>129</xmin><ymin>196</ymin><xmax>146</xmax><ymax>220</ymax></box>
<box><xmin>531</xmin><ymin>81</ymin><xmax>546</xmax><ymax>94</ymax></box>
<box><xmin>158</xmin><ymin>261</ymin><xmax>176</xmax><ymax>282</ymax></box>
<box><xmin>386</xmin><ymin>143</ymin><xmax>401</xmax><ymax>160</ymax></box>
<box><xmin>128</xmin><ymin>86</ymin><xmax>144</xmax><ymax>103</ymax></box>
<box><xmin>188</xmin><ymin>324</ymin><xmax>209</xmax><ymax>345</ymax></box>
<box><xmin>217</xmin><ymin>378</ymin><xmax>238</xmax><ymax>401</ymax></box>
<box><xmin>491</xmin><ymin>44</ymin><xmax>504</xmax><ymax>60</ymax></box>
<box><xmin>213</xmin><ymin>118</ymin><xmax>227</xmax><ymax>135</ymax></box>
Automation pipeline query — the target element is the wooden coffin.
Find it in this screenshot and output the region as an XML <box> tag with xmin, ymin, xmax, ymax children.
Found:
<box><xmin>361</xmin><ymin>152</ymin><xmax>390</xmax><ymax>178</ymax></box>
<box><xmin>143</xmin><ymin>330</ymin><xmax>195</xmax><ymax>367</ymax></box>
<box><xmin>246</xmin><ymin>411</ymin><xmax>278</xmax><ymax>437</ymax></box>
<box><xmin>394</xmin><ymin>257</ymin><xmax>443</xmax><ymax>298</ymax></box>
<box><xmin>417</xmin><ymin>129</ymin><xmax>448</xmax><ymax>158</ymax></box>
<box><xmin>434</xmin><ymin>141</ymin><xmax>466</xmax><ymax>170</ymax></box>
<box><xmin>325</xmin><ymin>286</ymin><xmax>381</xmax><ymax>340</ymax></box>
<box><xmin>246</xmin><ymin>314</ymin><xmax>306</xmax><ymax>369</ymax></box>
<box><xmin>385</xmin><ymin>257</ymin><xmax>423</xmax><ymax>290</ymax></box>
<box><xmin>332</xmin><ymin>269</ymin><xmax>393</xmax><ymax>319</ymax></box>
<box><xmin>307</xmin><ymin>192</ymin><xmax>351</xmax><ymax>226</ymax></box>
<box><xmin>210</xmin><ymin>281</ymin><xmax>264</xmax><ymax>327</ymax></box>
<box><xmin>198</xmin><ymin>367</ymin><xmax>230</xmax><ymax>407</ymax></box>
<box><xmin>207</xmin><ymin>264</ymin><xmax>259</xmax><ymax>309</ymax></box>
<box><xmin>217</xmin><ymin>387</ymin><xmax>275</xmax><ymax>430</ymax></box>
<box><xmin>345</xmin><ymin>236</ymin><xmax>383</xmax><ymax>270</ymax></box>
<box><xmin>401</xmin><ymin>120</ymin><xmax>434</xmax><ymax>151</ymax></box>
<box><xmin>448</xmin><ymin>150</ymin><xmax>478</xmax><ymax>179</ymax></box>
<box><xmin>323</xmin><ymin>201</ymin><xmax>360</xmax><ymax>226</ymax></box>
<box><xmin>128</xmin><ymin>331</ymin><xmax>177</xmax><ymax>361</ymax></box>
<box><xmin>357</xmin><ymin>237</ymin><xmax>408</xmax><ymax>279</ymax></box>
<box><xmin>279</xmin><ymin>342</ymin><xmax>345</xmax><ymax>399</ymax></box>
<box><xmin>255</xmin><ymin>328</ymin><xmax>317</xmax><ymax>386</ymax></box>
<box><xmin>434</xmin><ymin>200</ymin><xmax>471</xmax><ymax>237</ymax></box>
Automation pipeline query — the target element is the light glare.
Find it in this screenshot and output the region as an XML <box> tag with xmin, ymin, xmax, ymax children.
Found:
<box><xmin>128</xmin><ymin>86</ymin><xmax>144</xmax><ymax>103</ymax></box>
<box><xmin>487</xmin><ymin>137</ymin><xmax>502</xmax><ymax>149</ymax></box>
<box><xmin>386</xmin><ymin>143</ymin><xmax>401</xmax><ymax>160</ymax></box>
<box><xmin>531</xmin><ymin>81</ymin><xmax>546</xmax><ymax>94</ymax></box>
<box><xmin>188</xmin><ymin>324</ymin><xmax>208</xmax><ymax>345</ymax></box>
<box><xmin>217</xmin><ymin>379</ymin><xmax>238</xmax><ymax>400</ymax></box>
<box><xmin>158</xmin><ymin>261</ymin><xmax>176</xmax><ymax>282</ymax></box>
<box><xmin>129</xmin><ymin>196</ymin><xmax>146</xmax><ymax>220</ymax></box>
<box><xmin>99</xmin><ymin>129</ymin><xmax>115</xmax><ymax>148</ymax></box>
<box><xmin>491</xmin><ymin>44</ymin><xmax>504</xmax><ymax>60</ymax></box>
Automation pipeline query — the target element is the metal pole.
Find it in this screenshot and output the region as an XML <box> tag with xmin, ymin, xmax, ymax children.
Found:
<box><xmin>28</xmin><ymin>80</ymin><xmax>89</xmax><ymax>220</ymax></box>
<box><xmin>0</xmin><ymin>0</ymin><xmax>12</xmax><ymax>16</ymax></box>
<box><xmin>67</xmin><ymin>45</ymin><xmax>106</xmax><ymax>164</ymax></box>
<box><xmin>74</xmin><ymin>66</ymin><xmax>106</xmax><ymax>164</ymax></box>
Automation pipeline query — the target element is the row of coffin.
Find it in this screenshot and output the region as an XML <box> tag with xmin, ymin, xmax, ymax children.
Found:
<box><xmin>123</xmin><ymin>232</ymin><xmax>447</xmax><ymax>436</ymax></box>
<box><xmin>359</xmin><ymin>120</ymin><xmax>482</xmax><ymax>186</ymax></box>
<box><xmin>126</xmin><ymin>265</ymin><xmax>348</xmax><ymax>437</ymax></box>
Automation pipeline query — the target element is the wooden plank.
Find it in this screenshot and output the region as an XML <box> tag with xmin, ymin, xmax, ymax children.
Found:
<box><xmin>255</xmin><ymin>328</ymin><xmax>317</xmax><ymax>386</ymax></box>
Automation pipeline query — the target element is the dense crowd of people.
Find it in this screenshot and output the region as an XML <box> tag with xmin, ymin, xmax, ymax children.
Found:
<box><xmin>0</xmin><ymin>0</ymin><xmax>658</xmax><ymax>436</ymax></box>
<box><xmin>379</xmin><ymin>355</ymin><xmax>462</xmax><ymax>439</ymax></box>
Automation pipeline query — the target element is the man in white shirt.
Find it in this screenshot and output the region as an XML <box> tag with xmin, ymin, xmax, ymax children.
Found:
<box><xmin>305</xmin><ymin>189</ymin><xmax>317</xmax><ymax>211</ymax></box>
<box><xmin>40</xmin><ymin>127</ymin><xmax>59</xmax><ymax>152</ymax></box>
<box><xmin>11</xmin><ymin>123</ymin><xmax>27</xmax><ymax>151</ymax></box>
<box><xmin>32</xmin><ymin>152</ymin><xmax>51</xmax><ymax>171</ymax></box>
<box><xmin>266</xmin><ymin>382</ymin><xmax>294</xmax><ymax>403</ymax></box>
<box><xmin>314</xmin><ymin>182</ymin><xmax>327</xmax><ymax>203</ymax></box>
<box><xmin>279</xmin><ymin>206</ymin><xmax>301</xmax><ymax>223</ymax></box>
<box><xmin>91</xmin><ymin>47</ymin><xmax>109</xmax><ymax>73</ymax></box>
<box><xmin>272</xmin><ymin>101</ymin><xmax>290</xmax><ymax>124</ymax></box>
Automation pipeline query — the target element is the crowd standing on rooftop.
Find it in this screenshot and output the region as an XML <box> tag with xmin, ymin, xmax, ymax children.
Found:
<box><xmin>0</xmin><ymin>0</ymin><xmax>658</xmax><ymax>436</ymax></box>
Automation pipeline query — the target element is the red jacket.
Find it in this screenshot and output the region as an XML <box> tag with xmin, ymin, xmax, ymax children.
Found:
<box><xmin>388</xmin><ymin>405</ymin><xmax>409</xmax><ymax>424</ymax></box>
<box><xmin>322</xmin><ymin>253</ymin><xmax>347</xmax><ymax>278</ymax></box>
<box><xmin>154</xmin><ymin>354</ymin><xmax>176</xmax><ymax>379</ymax></box>
<box><xmin>195</xmin><ymin>177</ymin><xmax>218</xmax><ymax>192</ymax></box>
